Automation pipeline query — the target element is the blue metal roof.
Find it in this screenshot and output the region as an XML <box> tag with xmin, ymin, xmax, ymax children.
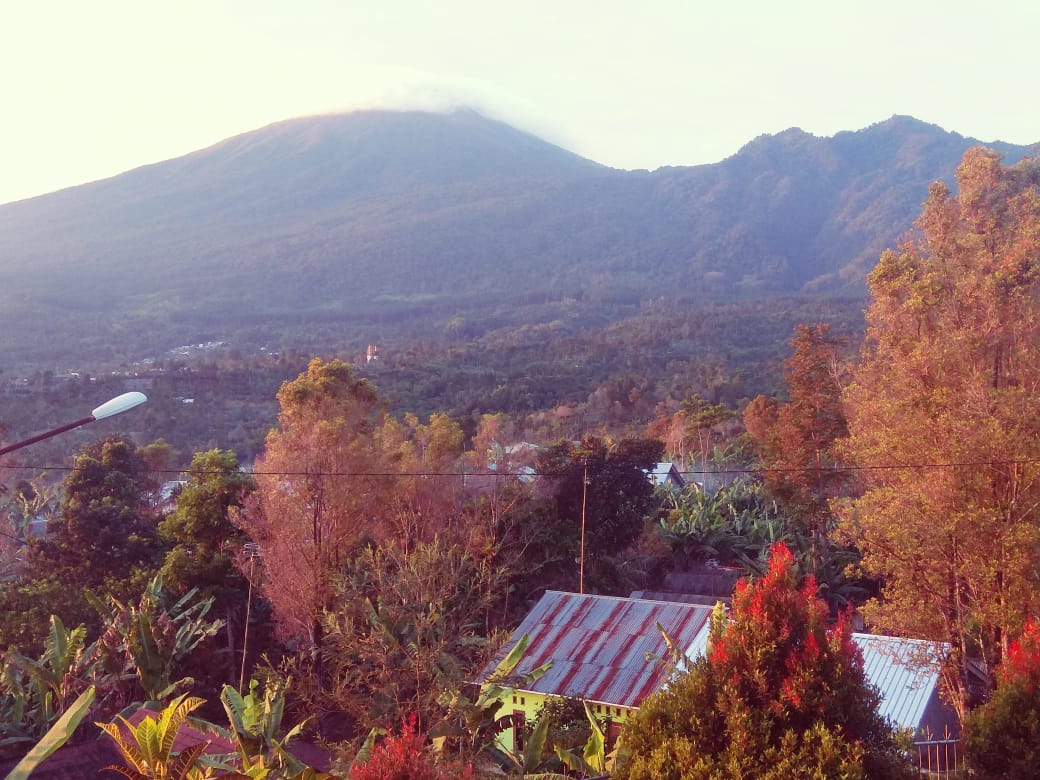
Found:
<box><xmin>852</xmin><ymin>633</ymin><xmax>945</xmax><ymax>732</ymax></box>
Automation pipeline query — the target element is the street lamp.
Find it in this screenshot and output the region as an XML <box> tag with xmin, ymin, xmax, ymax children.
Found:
<box><xmin>0</xmin><ymin>391</ymin><xmax>148</xmax><ymax>457</ymax></box>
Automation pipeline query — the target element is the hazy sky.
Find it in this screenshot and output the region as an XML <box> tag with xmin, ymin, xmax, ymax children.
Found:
<box><xmin>2</xmin><ymin>0</ymin><xmax>1037</xmax><ymax>205</ymax></box>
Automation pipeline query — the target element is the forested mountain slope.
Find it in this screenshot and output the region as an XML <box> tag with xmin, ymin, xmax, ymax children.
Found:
<box><xmin>0</xmin><ymin>109</ymin><xmax>1032</xmax><ymax>369</ymax></box>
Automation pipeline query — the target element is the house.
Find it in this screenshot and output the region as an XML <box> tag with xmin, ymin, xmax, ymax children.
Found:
<box><xmin>478</xmin><ymin>591</ymin><xmax>716</xmax><ymax>751</ymax></box>
<box><xmin>647</xmin><ymin>461</ymin><xmax>685</xmax><ymax>490</ymax></box>
<box><xmin>683</xmin><ymin>459</ymin><xmax>742</xmax><ymax>494</ymax></box>
<box><xmin>854</xmin><ymin>633</ymin><xmax>958</xmax><ymax>740</ymax></box>
<box><xmin>464</xmin><ymin>441</ymin><xmax>542</xmax><ymax>493</ymax></box>
<box><xmin>480</xmin><ymin>591</ymin><xmax>957</xmax><ymax>754</ymax></box>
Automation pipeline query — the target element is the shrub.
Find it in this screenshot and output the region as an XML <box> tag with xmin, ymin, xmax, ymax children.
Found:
<box><xmin>965</xmin><ymin>620</ymin><xmax>1040</xmax><ymax>780</ymax></box>
<box><xmin>349</xmin><ymin>716</ymin><xmax>472</xmax><ymax>780</ymax></box>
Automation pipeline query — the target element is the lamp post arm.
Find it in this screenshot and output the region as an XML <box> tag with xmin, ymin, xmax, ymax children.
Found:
<box><xmin>0</xmin><ymin>417</ymin><xmax>95</xmax><ymax>457</ymax></box>
<box><xmin>0</xmin><ymin>392</ymin><xmax>147</xmax><ymax>458</ymax></box>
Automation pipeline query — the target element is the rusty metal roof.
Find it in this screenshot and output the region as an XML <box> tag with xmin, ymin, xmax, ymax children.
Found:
<box><xmin>485</xmin><ymin>592</ymin><xmax>951</xmax><ymax>734</ymax></box>
<box><xmin>483</xmin><ymin>591</ymin><xmax>714</xmax><ymax>709</ymax></box>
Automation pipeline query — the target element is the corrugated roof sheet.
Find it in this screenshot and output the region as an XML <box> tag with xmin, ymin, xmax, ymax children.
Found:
<box><xmin>630</xmin><ymin>590</ymin><xmax>731</xmax><ymax>608</ymax></box>
<box><xmin>484</xmin><ymin>592</ymin><xmax>947</xmax><ymax>732</ymax></box>
<box><xmin>852</xmin><ymin>633</ymin><xmax>944</xmax><ymax>732</ymax></box>
<box><xmin>482</xmin><ymin>591</ymin><xmax>713</xmax><ymax>709</ymax></box>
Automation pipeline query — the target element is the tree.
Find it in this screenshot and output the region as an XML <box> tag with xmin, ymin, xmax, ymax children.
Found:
<box><xmin>837</xmin><ymin>148</ymin><xmax>1040</xmax><ymax>718</ymax></box>
<box><xmin>159</xmin><ymin>449</ymin><xmax>255</xmax><ymax>682</ymax></box>
<box><xmin>743</xmin><ymin>323</ymin><xmax>862</xmax><ymax>608</ymax></box>
<box><xmin>374</xmin><ymin>412</ymin><xmax>466</xmax><ymax>549</ymax></box>
<box><xmin>614</xmin><ymin>544</ymin><xmax>911</xmax><ymax>780</ymax></box>
<box><xmin>537</xmin><ymin>435</ymin><xmax>663</xmax><ymax>589</ymax></box>
<box><xmin>679</xmin><ymin>394</ymin><xmax>736</xmax><ymax>468</ymax></box>
<box><xmin>160</xmin><ymin>449</ymin><xmax>254</xmax><ymax>599</ymax></box>
<box><xmin>234</xmin><ymin>359</ymin><xmax>389</xmax><ymax>651</ymax></box>
<box><xmin>744</xmin><ymin>324</ymin><xmax>848</xmax><ymax>549</ymax></box>
<box><xmin>297</xmin><ymin>539</ymin><xmax>502</xmax><ymax>731</ymax></box>
<box><xmin>744</xmin><ymin>323</ymin><xmax>850</xmax><ymax>538</ymax></box>
<box><xmin>40</xmin><ymin>437</ymin><xmax>159</xmax><ymax>586</ymax></box>
<box><xmin>1</xmin><ymin>437</ymin><xmax>162</xmax><ymax>648</ymax></box>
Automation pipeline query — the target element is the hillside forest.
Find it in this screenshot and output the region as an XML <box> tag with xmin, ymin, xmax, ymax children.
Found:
<box><xmin>1</xmin><ymin>148</ymin><xmax>1040</xmax><ymax>777</ymax></box>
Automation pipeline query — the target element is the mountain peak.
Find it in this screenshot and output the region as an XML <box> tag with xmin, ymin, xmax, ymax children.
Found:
<box><xmin>192</xmin><ymin>108</ymin><xmax>603</xmax><ymax>189</ymax></box>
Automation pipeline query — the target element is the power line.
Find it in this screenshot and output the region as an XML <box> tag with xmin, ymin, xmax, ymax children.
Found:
<box><xmin>3</xmin><ymin>458</ymin><xmax>1040</xmax><ymax>479</ymax></box>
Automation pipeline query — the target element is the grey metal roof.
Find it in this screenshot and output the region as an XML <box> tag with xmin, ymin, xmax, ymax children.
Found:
<box><xmin>852</xmin><ymin>633</ymin><xmax>945</xmax><ymax>732</ymax></box>
<box><xmin>483</xmin><ymin>591</ymin><xmax>714</xmax><ymax>709</ymax></box>
<box><xmin>648</xmin><ymin>462</ymin><xmax>685</xmax><ymax>487</ymax></box>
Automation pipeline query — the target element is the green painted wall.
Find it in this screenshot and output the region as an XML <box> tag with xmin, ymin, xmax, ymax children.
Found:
<box><xmin>495</xmin><ymin>690</ymin><xmax>636</xmax><ymax>754</ymax></box>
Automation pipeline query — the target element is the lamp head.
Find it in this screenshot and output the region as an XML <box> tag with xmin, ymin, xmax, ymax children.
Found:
<box><xmin>91</xmin><ymin>392</ymin><xmax>148</xmax><ymax>421</ymax></box>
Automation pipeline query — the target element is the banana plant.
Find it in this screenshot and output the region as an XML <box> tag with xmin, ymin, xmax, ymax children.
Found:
<box><xmin>430</xmin><ymin>634</ymin><xmax>551</xmax><ymax>756</ymax></box>
<box><xmin>554</xmin><ymin>701</ymin><xmax>616</xmax><ymax>777</ymax></box>
<box><xmin>95</xmin><ymin>575</ymin><xmax>223</xmax><ymax>701</ymax></box>
<box><xmin>499</xmin><ymin>714</ymin><xmax>564</xmax><ymax>776</ymax></box>
<box><xmin>4</xmin><ymin>685</ymin><xmax>95</xmax><ymax>780</ymax></box>
<box><xmin>96</xmin><ymin>692</ymin><xmax>213</xmax><ymax>780</ymax></box>
<box><xmin>3</xmin><ymin>615</ymin><xmax>103</xmax><ymax>742</ymax></box>
<box><xmin>208</xmin><ymin>678</ymin><xmax>316</xmax><ymax>778</ymax></box>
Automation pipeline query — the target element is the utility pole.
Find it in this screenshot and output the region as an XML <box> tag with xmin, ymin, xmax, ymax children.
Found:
<box><xmin>239</xmin><ymin>542</ymin><xmax>259</xmax><ymax>691</ymax></box>
<box><xmin>579</xmin><ymin>459</ymin><xmax>588</xmax><ymax>594</ymax></box>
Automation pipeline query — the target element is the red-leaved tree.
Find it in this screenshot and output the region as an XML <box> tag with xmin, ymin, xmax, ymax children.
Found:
<box><xmin>615</xmin><ymin>544</ymin><xmax>912</xmax><ymax>779</ymax></box>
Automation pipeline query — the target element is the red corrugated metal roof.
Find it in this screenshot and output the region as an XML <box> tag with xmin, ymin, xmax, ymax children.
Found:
<box><xmin>481</xmin><ymin>591</ymin><xmax>714</xmax><ymax>709</ymax></box>
<box><xmin>483</xmin><ymin>592</ymin><xmax>954</xmax><ymax>736</ymax></box>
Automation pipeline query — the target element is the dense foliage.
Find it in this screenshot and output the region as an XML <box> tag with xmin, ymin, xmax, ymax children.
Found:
<box><xmin>0</xmin><ymin>437</ymin><xmax>163</xmax><ymax>649</ymax></box>
<box><xmin>838</xmin><ymin>148</ymin><xmax>1040</xmax><ymax>716</ymax></box>
<box><xmin>0</xmin><ymin>295</ymin><xmax>864</xmax><ymax>471</ymax></box>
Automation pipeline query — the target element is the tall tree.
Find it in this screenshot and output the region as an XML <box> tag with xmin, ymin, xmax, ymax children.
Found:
<box><xmin>42</xmin><ymin>437</ymin><xmax>159</xmax><ymax>582</ymax></box>
<box><xmin>1</xmin><ymin>437</ymin><xmax>162</xmax><ymax>649</ymax></box>
<box><xmin>744</xmin><ymin>323</ymin><xmax>853</xmax><ymax>588</ymax></box>
<box><xmin>838</xmin><ymin>148</ymin><xmax>1040</xmax><ymax>717</ymax></box>
<box><xmin>537</xmin><ymin>435</ymin><xmax>663</xmax><ymax>590</ymax></box>
<box><xmin>159</xmin><ymin>448</ymin><xmax>255</xmax><ymax>682</ymax></box>
<box><xmin>160</xmin><ymin>449</ymin><xmax>255</xmax><ymax>602</ymax></box>
<box><xmin>234</xmin><ymin>358</ymin><xmax>389</xmax><ymax>651</ymax></box>
<box><xmin>744</xmin><ymin>323</ymin><xmax>850</xmax><ymax>532</ymax></box>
